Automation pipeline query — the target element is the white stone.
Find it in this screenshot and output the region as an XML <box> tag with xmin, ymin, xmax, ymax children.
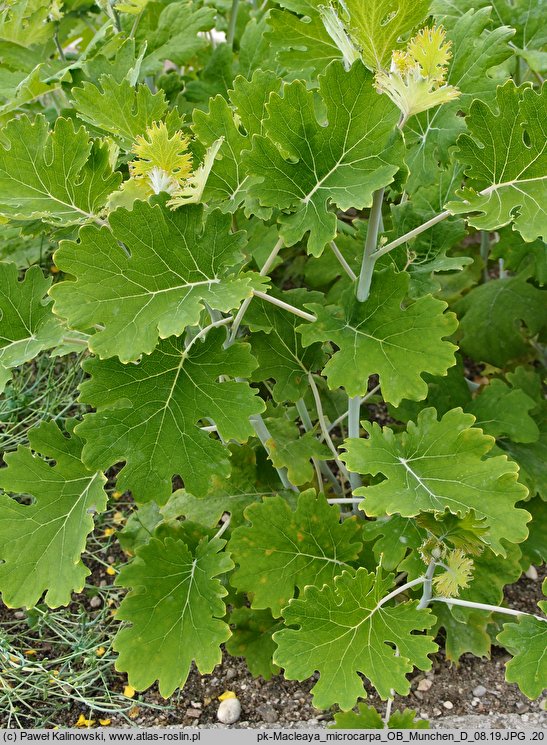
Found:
<box><xmin>217</xmin><ymin>698</ymin><xmax>241</xmax><ymax>725</ymax></box>
<box><xmin>443</xmin><ymin>701</ymin><xmax>454</xmax><ymax>710</ymax></box>
<box><xmin>417</xmin><ymin>678</ymin><xmax>433</xmax><ymax>692</ymax></box>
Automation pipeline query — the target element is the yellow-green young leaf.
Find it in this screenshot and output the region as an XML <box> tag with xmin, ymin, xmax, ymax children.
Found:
<box><xmin>50</xmin><ymin>202</ymin><xmax>263</xmax><ymax>363</ymax></box>
<box><xmin>331</xmin><ymin>703</ymin><xmax>428</xmax><ymax>729</ymax></box>
<box><xmin>0</xmin><ymin>116</ymin><xmax>121</xmax><ymax>225</ymax></box>
<box><xmin>338</xmin><ymin>0</ymin><xmax>431</xmax><ymax>70</ymax></box>
<box><xmin>72</xmin><ymin>76</ymin><xmax>168</xmax><ymax>150</ymax></box>
<box><xmin>273</xmin><ymin>568</ymin><xmax>437</xmax><ymax>709</ymax></box>
<box><xmin>448</xmin><ymin>81</ymin><xmax>547</xmax><ymax>242</ymax></box>
<box><xmin>0</xmin><ymin>263</ymin><xmax>63</xmax><ymax>393</ymax></box>
<box><xmin>114</xmin><ymin>531</ymin><xmax>233</xmax><ymax>696</ymax></box>
<box><xmin>0</xmin><ymin>421</ymin><xmax>107</xmax><ymax>608</ymax></box>
<box><xmin>0</xmin><ymin>0</ymin><xmax>55</xmax><ymax>46</ymax></box>
<box><xmin>77</xmin><ymin>331</ymin><xmax>265</xmax><ymax>503</ymax></box>
<box><xmin>497</xmin><ymin>583</ymin><xmax>547</xmax><ymax>699</ymax></box>
<box><xmin>298</xmin><ymin>269</ymin><xmax>458</xmax><ymax>403</ymax></box>
<box><xmin>229</xmin><ymin>490</ymin><xmax>362</xmax><ymax>617</ymax></box>
<box><xmin>225</xmin><ymin>607</ymin><xmax>282</xmax><ymax>680</ymax></box>
<box><xmin>342</xmin><ymin>408</ymin><xmax>530</xmax><ymax>555</ymax></box>
<box><xmin>244</xmin><ymin>61</ymin><xmax>403</xmax><ymax>256</ymax></box>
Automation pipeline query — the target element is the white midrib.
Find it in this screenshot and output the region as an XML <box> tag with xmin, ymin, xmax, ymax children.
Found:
<box><xmin>398</xmin><ymin>457</ymin><xmax>441</xmax><ymax>505</ymax></box>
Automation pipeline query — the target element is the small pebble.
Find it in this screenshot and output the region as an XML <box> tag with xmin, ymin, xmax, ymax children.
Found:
<box><xmin>89</xmin><ymin>596</ymin><xmax>102</xmax><ymax>609</ymax></box>
<box><xmin>418</xmin><ymin>678</ymin><xmax>433</xmax><ymax>692</ymax></box>
<box><xmin>14</xmin><ymin>611</ymin><xmax>26</xmax><ymax>620</ymax></box>
<box><xmin>257</xmin><ymin>704</ymin><xmax>278</xmax><ymax>724</ymax></box>
<box><xmin>473</xmin><ymin>685</ymin><xmax>487</xmax><ymax>697</ymax></box>
<box><xmin>217</xmin><ymin>697</ymin><xmax>241</xmax><ymax>724</ymax></box>
<box><xmin>185</xmin><ymin>708</ymin><xmax>201</xmax><ymax>719</ymax></box>
<box><xmin>525</xmin><ymin>565</ymin><xmax>538</xmax><ymax>581</ymax></box>
<box><xmin>443</xmin><ymin>701</ymin><xmax>454</xmax><ymax>710</ymax></box>
<box><xmin>224</xmin><ymin>668</ymin><xmax>237</xmax><ymax>680</ymax></box>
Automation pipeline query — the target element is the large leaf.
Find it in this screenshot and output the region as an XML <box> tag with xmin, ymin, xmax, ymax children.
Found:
<box><xmin>449</xmin><ymin>81</ymin><xmax>547</xmax><ymax>242</ymax></box>
<box><xmin>192</xmin><ymin>71</ymin><xmax>280</xmax><ymax>213</ymax></box>
<box><xmin>466</xmin><ymin>379</ymin><xmax>540</xmax><ymax>443</ymax></box>
<box><xmin>136</xmin><ymin>0</ymin><xmax>216</xmax><ymax>76</ymax></box>
<box><xmin>244</xmin><ymin>61</ymin><xmax>403</xmax><ymax>255</ymax></box>
<box><xmin>454</xmin><ymin>275</ymin><xmax>545</xmax><ymax>367</ymax></box>
<box><xmin>225</xmin><ymin>607</ymin><xmax>282</xmax><ymax>680</ymax></box>
<box><xmin>406</xmin><ymin>8</ymin><xmax>514</xmax><ymax>191</ymax></box>
<box><xmin>114</xmin><ymin>529</ymin><xmax>233</xmax><ymax>696</ymax></box>
<box><xmin>0</xmin><ymin>422</ymin><xmax>107</xmax><ymax>608</ymax></box>
<box><xmin>77</xmin><ymin>331</ymin><xmax>265</xmax><ymax>503</ymax></box>
<box><xmin>273</xmin><ymin>568</ymin><xmax>437</xmax><ymax>709</ymax></box>
<box><xmin>298</xmin><ymin>269</ymin><xmax>458</xmax><ymax>404</ymax></box>
<box><xmin>0</xmin><ymin>116</ymin><xmax>120</xmax><ymax>225</ymax></box>
<box><xmin>72</xmin><ymin>76</ymin><xmax>168</xmax><ymax>150</ymax></box>
<box><xmin>339</xmin><ymin>0</ymin><xmax>430</xmax><ymax>70</ymax></box>
<box><xmin>342</xmin><ymin>408</ymin><xmax>530</xmax><ymax>555</ymax></box>
<box><xmin>51</xmin><ymin>202</ymin><xmax>262</xmax><ymax>362</ymax></box>
<box><xmin>0</xmin><ymin>263</ymin><xmax>63</xmax><ymax>393</ymax></box>
<box><xmin>229</xmin><ymin>490</ymin><xmax>362</xmax><ymax>617</ymax></box>
<box><xmin>497</xmin><ymin>583</ymin><xmax>547</xmax><ymax>700</ymax></box>
<box><xmin>266</xmin><ymin>3</ymin><xmax>340</xmax><ymax>78</ymax></box>
<box><xmin>265</xmin><ymin>416</ymin><xmax>331</xmax><ymax>485</ymax></box>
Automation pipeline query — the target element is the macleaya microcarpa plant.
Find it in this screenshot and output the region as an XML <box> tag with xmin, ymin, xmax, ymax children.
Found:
<box><xmin>0</xmin><ymin>0</ymin><xmax>546</xmax><ymax>726</ymax></box>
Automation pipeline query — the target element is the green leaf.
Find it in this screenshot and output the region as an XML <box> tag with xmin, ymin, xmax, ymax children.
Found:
<box><xmin>338</xmin><ymin>0</ymin><xmax>430</xmax><ymax>70</ymax></box>
<box><xmin>449</xmin><ymin>81</ymin><xmax>547</xmax><ymax>242</ymax></box>
<box><xmin>136</xmin><ymin>0</ymin><xmax>216</xmax><ymax>76</ymax></box>
<box><xmin>114</xmin><ymin>529</ymin><xmax>233</xmax><ymax>696</ymax></box>
<box><xmin>518</xmin><ymin>498</ymin><xmax>547</xmax><ymax>567</ymax></box>
<box><xmin>298</xmin><ymin>269</ymin><xmax>458</xmax><ymax>404</ymax></box>
<box><xmin>405</xmin><ymin>9</ymin><xmax>515</xmax><ymax>192</ymax></box>
<box><xmin>491</xmin><ymin>230</ymin><xmax>547</xmax><ymax>286</ymax></box>
<box><xmin>466</xmin><ymin>379</ymin><xmax>540</xmax><ymax>443</ymax></box>
<box><xmin>192</xmin><ymin>71</ymin><xmax>280</xmax><ymax>213</ymax></box>
<box><xmin>342</xmin><ymin>408</ymin><xmax>530</xmax><ymax>555</ymax></box>
<box><xmin>0</xmin><ymin>421</ymin><xmax>107</xmax><ymax>608</ymax></box>
<box><xmin>265</xmin><ymin>417</ymin><xmax>330</xmax><ymax>485</ymax></box>
<box><xmin>362</xmin><ymin>515</ymin><xmax>425</xmax><ymax>572</ymax></box>
<box><xmin>247</xmin><ymin>290</ymin><xmax>327</xmax><ymax>402</ymax></box>
<box><xmin>245</xmin><ymin>61</ymin><xmax>403</xmax><ymax>255</ymax></box>
<box><xmin>226</xmin><ymin>607</ymin><xmax>282</xmax><ymax>680</ymax></box>
<box><xmin>454</xmin><ymin>275</ymin><xmax>546</xmax><ymax>367</ymax></box>
<box><xmin>497</xmin><ymin>584</ymin><xmax>547</xmax><ymax>699</ymax></box>
<box><xmin>50</xmin><ymin>202</ymin><xmax>262</xmax><ymax>362</ymax></box>
<box><xmin>331</xmin><ymin>703</ymin><xmax>429</xmax><ymax>729</ymax></box>
<box><xmin>229</xmin><ymin>490</ymin><xmax>362</xmax><ymax>617</ymax></box>
<box><xmin>0</xmin><ymin>115</ymin><xmax>121</xmax><ymax>225</ymax></box>
<box><xmin>0</xmin><ymin>0</ymin><xmax>55</xmax><ymax>47</ymax></box>
<box><xmin>77</xmin><ymin>331</ymin><xmax>265</xmax><ymax>503</ymax></box>
<box><xmin>273</xmin><ymin>568</ymin><xmax>437</xmax><ymax>709</ymax></box>
<box><xmin>72</xmin><ymin>75</ymin><xmax>168</xmax><ymax>150</ymax></box>
<box><xmin>266</xmin><ymin>4</ymin><xmax>340</xmax><ymax>78</ymax></box>
<box><xmin>0</xmin><ymin>263</ymin><xmax>63</xmax><ymax>393</ymax></box>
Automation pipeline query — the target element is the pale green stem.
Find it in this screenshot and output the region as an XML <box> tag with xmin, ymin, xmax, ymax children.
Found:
<box><xmin>327</xmin><ymin>497</ymin><xmax>361</xmax><ymax>504</ymax></box>
<box><xmin>184</xmin><ymin>317</ymin><xmax>233</xmax><ymax>354</ymax></box>
<box><xmin>213</xmin><ymin>515</ymin><xmax>231</xmax><ymax>540</ymax></box>
<box><xmin>62</xmin><ymin>336</ymin><xmax>89</xmax><ymax>347</ymax></box>
<box><xmin>227</xmin><ymin>0</ymin><xmax>239</xmax><ymax>46</ymax></box>
<box><xmin>252</xmin><ymin>290</ymin><xmax>316</xmax><ymax>322</ymax></box>
<box><xmin>480</xmin><ymin>231</ymin><xmax>490</xmax><ymax>282</ymax></box>
<box><xmin>308</xmin><ymin>373</ymin><xmax>351</xmax><ymax>483</ymax></box>
<box><xmin>431</xmin><ymin>597</ymin><xmax>547</xmax><ymax>623</ymax></box>
<box><xmin>326</xmin><ymin>384</ymin><xmax>380</xmax><ymax>434</ymax></box>
<box><xmin>499</xmin><ymin>258</ymin><xmax>507</xmax><ymax>278</ymax></box>
<box><xmin>54</xmin><ymin>29</ymin><xmax>66</xmax><ymax>61</ymax></box>
<box><xmin>228</xmin><ymin>238</ymin><xmax>284</xmax><ymax>344</ymax></box>
<box><xmin>371</xmin><ymin>210</ymin><xmax>451</xmax><ymax>260</ymax></box>
<box><xmin>347</xmin><ymin>396</ymin><xmax>362</xmax><ymax>491</ymax></box>
<box><xmin>357</xmin><ymin>188</ymin><xmax>384</xmax><ymax>302</ymax></box>
<box><xmin>329</xmin><ymin>241</ymin><xmax>356</xmax><ymax>281</ymax></box>
<box><xmin>250</xmin><ymin>413</ymin><xmax>298</xmax><ymax>492</ymax></box>
<box><xmin>374</xmin><ymin>576</ymin><xmax>425</xmax><ymax>611</ymax></box>
<box><xmin>296</xmin><ymin>399</ymin><xmax>343</xmax><ymax>496</ymax></box>
<box><xmin>418</xmin><ymin>559</ymin><xmax>437</xmax><ymax>610</ymax></box>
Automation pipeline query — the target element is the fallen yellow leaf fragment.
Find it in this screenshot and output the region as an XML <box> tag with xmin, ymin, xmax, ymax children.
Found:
<box><xmin>75</xmin><ymin>714</ymin><xmax>95</xmax><ymax>728</ymax></box>
<box><xmin>218</xmin><ymin>690</ymin><xmax>236</xmax><ymax>701</ymax></box>
<box><xmin>96</xmin><ymin>647</ymin><xmax>106</xmax><ymax>657</ymax></box>
<box><xmin>124</xmin><ymin>684</ymin><xmax>136</xmax><ymax>698</ymax></box>
<box><xmin>99</xmin><ymin>719</ymin><xmax>111</xmax><ymax>726</ymax></box>
<box><xmin>103</xmin><ymin>527</ymin><xmax>115</xmax><ymax>537</ymax></box>
<box><xmin>128</xmin><ymin>706</ymin><xmax>140</xmax><ymax>719</ymax></box>
<box><xmin>112</xmin><ymin>491</ymin><xmax>122</xmax><ymax>500</ymax></box>
<box><xmin>112</xmin><ymin>511</ymin><xmax>125</xmax><ymax>525</ymax></box>
<box><xmin>24</xmin><ymin>649</ymin><xmax>37</xmax><ymax>656</ymax></box>
<box><xmin>106</xmin><ymin>566</ymin><xmax>116</xmax><ymax>576</ymax></box>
